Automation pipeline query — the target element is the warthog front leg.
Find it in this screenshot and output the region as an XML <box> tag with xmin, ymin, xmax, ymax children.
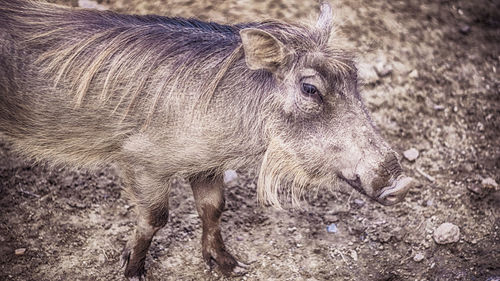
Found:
<box><xmin>190</xmin><ymin>175</ymin><xmax>248</xmax><ymax>276</ymax></box>
<box><xmin>121</xmin><ymin>169</ymin><xmax>171</xmax><ymax>281</ymax></box>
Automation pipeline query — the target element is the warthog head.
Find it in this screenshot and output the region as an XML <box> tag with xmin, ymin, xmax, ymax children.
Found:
<box><xmin>238</xmin><ymin>3</ymin><xmax>415</xmax><ymax>207</ymax></box>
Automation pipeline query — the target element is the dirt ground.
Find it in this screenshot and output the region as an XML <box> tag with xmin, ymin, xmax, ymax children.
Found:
<box><xmin>1</xmin><ymin>0</ymin><xmax>499</xmax><ymax>280</ymax></box>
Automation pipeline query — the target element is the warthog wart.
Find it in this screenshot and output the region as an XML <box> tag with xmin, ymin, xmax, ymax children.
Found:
<box><xmin>0</xmin><ymin>0</ymin><xmax>415</xmax><ymax>279</ymax></box>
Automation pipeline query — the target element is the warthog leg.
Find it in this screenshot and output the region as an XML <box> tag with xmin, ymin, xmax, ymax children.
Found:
<box><xmin>121</xmin><ymin>169</ymin><xmax>171</xmax><ymax>281</ymax></box>
<box><xmin>190</xmin><ymin>175</ymin><xmax>247</xmax><ymax>276</ymax></box>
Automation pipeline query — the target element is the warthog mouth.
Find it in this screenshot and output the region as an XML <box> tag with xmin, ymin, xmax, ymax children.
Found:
<box><xmin>337</xmin><ymin>174</ymin><xmax>414</xmax><ymax>206</ymax></box>
<box><xmin>376</xmin><ymin>176</ymin><xmax>414</xmax><ymax>206</ymax></box>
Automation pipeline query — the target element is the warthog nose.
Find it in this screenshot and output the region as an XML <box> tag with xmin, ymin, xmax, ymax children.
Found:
<box><xmin>383</xmin><ymin>154</ymin><xmax>402</xmax><ymax>177</ymax></box>
<box><xmin>377</xmin><ymin>176</ymin><xmax>415</xmax><ymax>205</ymax></box>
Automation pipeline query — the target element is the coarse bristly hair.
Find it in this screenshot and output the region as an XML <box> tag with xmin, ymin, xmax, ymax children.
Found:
<box><xmin>1</xmin><ymin>0</ymin><xmax>341</xmax><ymax>115</ymax></box>
<box><xmin>0</xmin><ymin>0</ymin><xmax>354</xmax><ymax>207</ymax></box>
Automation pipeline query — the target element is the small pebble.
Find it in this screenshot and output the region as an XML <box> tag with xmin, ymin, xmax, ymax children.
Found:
<box><xmin>403</xmin><ymin>148</ymin><xmax>419</xmax><ymax>161</ymax></box>
<box><xmin>467</xmin><ymin>184</ymin><xmax>482</xmax><ymax>194</ymax></box>
<box><xmin>223</xmin><ymin>170</ymin><xmax>238</xmax><ymax>184</ymax></box>
<box><xmin>353</xmin><ymin>199</ymin><xmax>365</xmax><ymax>207</ymax></box>
<box><xmin>15</xmin><ymin>248</ymin><xmax>26</xmax><ymax>255</ymax></box>
<box><xmin>350</xmin><ymin>250</ymin><xmax>358</xmax><ymax>261</ymax></box>
<box><xmin>459</xmin><ymin>25</ymin><xmax>471</xmax><ymax>35</ymax></box>
<box><xmin>413</xmin><ymin>252</ymin><xmax>424</xmax><ymax>262</ymax></box>
<box><xmin>423</xmin><ymin>199</ymin><xmax>433</xmax><ymax>207</ymax></box>
<box><xmin>326</xmin><ymin>223</ymin><xmax>338</xmax><ymax>233</ymax></box>
<box><xmin>66</xmin><ymin>200</ymin><xmax>87</xmax><ymax>209</ymax></box>
<box><xmin>433</xmin><ymin>104</ymin><xmax>445</xmax><ymax>111</ymax></box>
<box><xmin>374</xmin><ymin>62</ymin><xmax>393</xmax><ymax>77</ymax></box>
<box><xmin>477</xmin><ymin>122</ymin><xmax>485</xmax><ymax>131</ymax></box>
<box><xmin>482</xmin><ymin>177</ymin><xmax>498</xmax><ymax>189</ymax></box>
<box><xmin>408</xmin><ymin>69</ymin><xmax>419</xmax><ymax>78</ymax></box>
<box><xmin>462</xmin><ymin>163</ymin><xmax>475</xmax><ymax>173</ymax></box>
<box><xmin>433</xmin><ymin>222</ymin><xmax>460</xmax><ymax>244</ymax></box>
<box><xmin>62</xmin><ymin>176</ymin><xmax>74</xmax><ymax>187</ymax></box>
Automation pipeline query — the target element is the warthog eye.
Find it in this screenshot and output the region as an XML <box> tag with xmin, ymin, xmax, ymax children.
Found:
<box><xmin>301</xmin><ymin>83</ymin><xmax>322</xmax><ymax>102</ymax></box>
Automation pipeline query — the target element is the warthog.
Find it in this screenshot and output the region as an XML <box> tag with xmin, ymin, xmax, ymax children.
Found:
<box><xmin>0</xmin><ymin>0</ymin><xmax>415</xmax><ymax>279</ymax></box>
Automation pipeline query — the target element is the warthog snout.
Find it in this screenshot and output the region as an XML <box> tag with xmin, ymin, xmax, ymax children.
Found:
<box><xmin>339</xmin><ymin>154</ymin><xmax>415</xmax><ymax>205</ymax></box>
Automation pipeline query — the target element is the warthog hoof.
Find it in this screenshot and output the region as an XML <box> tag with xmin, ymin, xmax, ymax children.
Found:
<box><xmin>203</xmin><ymin>248</ymin><xmax>249</xmax><ymax>277</ymax></box>
<box><xmin>121</xmin><ymin>246</ymin><xmax>146</xmax><ymax>281</ymax></box>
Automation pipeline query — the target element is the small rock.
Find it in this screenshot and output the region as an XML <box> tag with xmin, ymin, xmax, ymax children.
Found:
<box><xmin>462</xmin><ymin>162</ymin><xmax>475</xmax><ymax>173</ymax></box>
<box><xmin>413</xmin><ymin>252</ymin><xmax>424</xmax><ymax>262</ymax></box>
<box><xmin>62</xmin><ymin>175</ymin><xmax>74</xmax><ymax>187</ymax></box>
<box><xmin>477</xmin><ymin>122</ymin><xmax>485</xmax><ymax>131</ymax></box>
<box><xmin>433</xmin><ymin>104</ymin><xmax>445</xmax><ymax>111</ymax></box>
<box><xmin>353</xmin><ymin>199</ymin><xmax>365</xmax><ymax>207</ymax></box>
<box><xmin>326</xmin><ymin>223</ymin><xmax>338</xmax><ymax>233</ymax></box>
<box><xmin>423</xmin><ymin>199</ymin><xmax>433</xmax><ymax>207</ymax></box>
<box><xmin>433</xmin><ymin>222</ymin><xmax>460</xmax><ymax>244</ymax></box>
<box><xmin>223</xmin><ymin>170</ymin><xmax>238</xmax><ymax>184</ymax></box>
<box><xmin>459</xmin><ymin>25</ymin><xmax>471</xmax><ymax>35</ymax></box>
<box><xmin>350</xmin><ymin>250</ymin><xmax>358</xmax><ymax>261</ymax></box>
<box><xmin>66</xmin><ymin>200</ymin><xmax>87</xmax><ymax>209</ymax></box>
<box><xmin>467</xmin><ymin>184</ymin><xmax>482</xmax><ymax>194</ymax></box>
<box><xmin>482</xmin><ymin>177</ymin><xmax>498</xmax><ymax>189</ymax></box>
<box><xmin>408</xmin><ymin>69</ymin><xmax>419</xmax><ymax>78</ymax></box>
<box><xmin>78</xmin><ymin>0</ymin><xmax>108</xmax><ymax>10</ymax></box>
<box><xmin>403</xmin><ymin>148</ymin><xmax>419</xmax><ymax>161</ymax></box>
<box><xmin>15</xmin><ymin>248</ymin><xmax>26</xmax><ymax>255</ymax></box>
<box><xmin>374</xmin><ymin>62</ymin><xmax>393</xmax><ymax>77</ymax></box>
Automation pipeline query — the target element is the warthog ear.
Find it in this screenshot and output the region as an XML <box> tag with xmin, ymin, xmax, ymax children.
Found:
<box><xmin>316</xmin><ymin>1</ymin><xmax>333</xmax><ymax>42</ymax></box>
<box><xmin>240</xmin><ymin>28</ymin><xmax>285</xmax><ymax>72</ymax></box>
